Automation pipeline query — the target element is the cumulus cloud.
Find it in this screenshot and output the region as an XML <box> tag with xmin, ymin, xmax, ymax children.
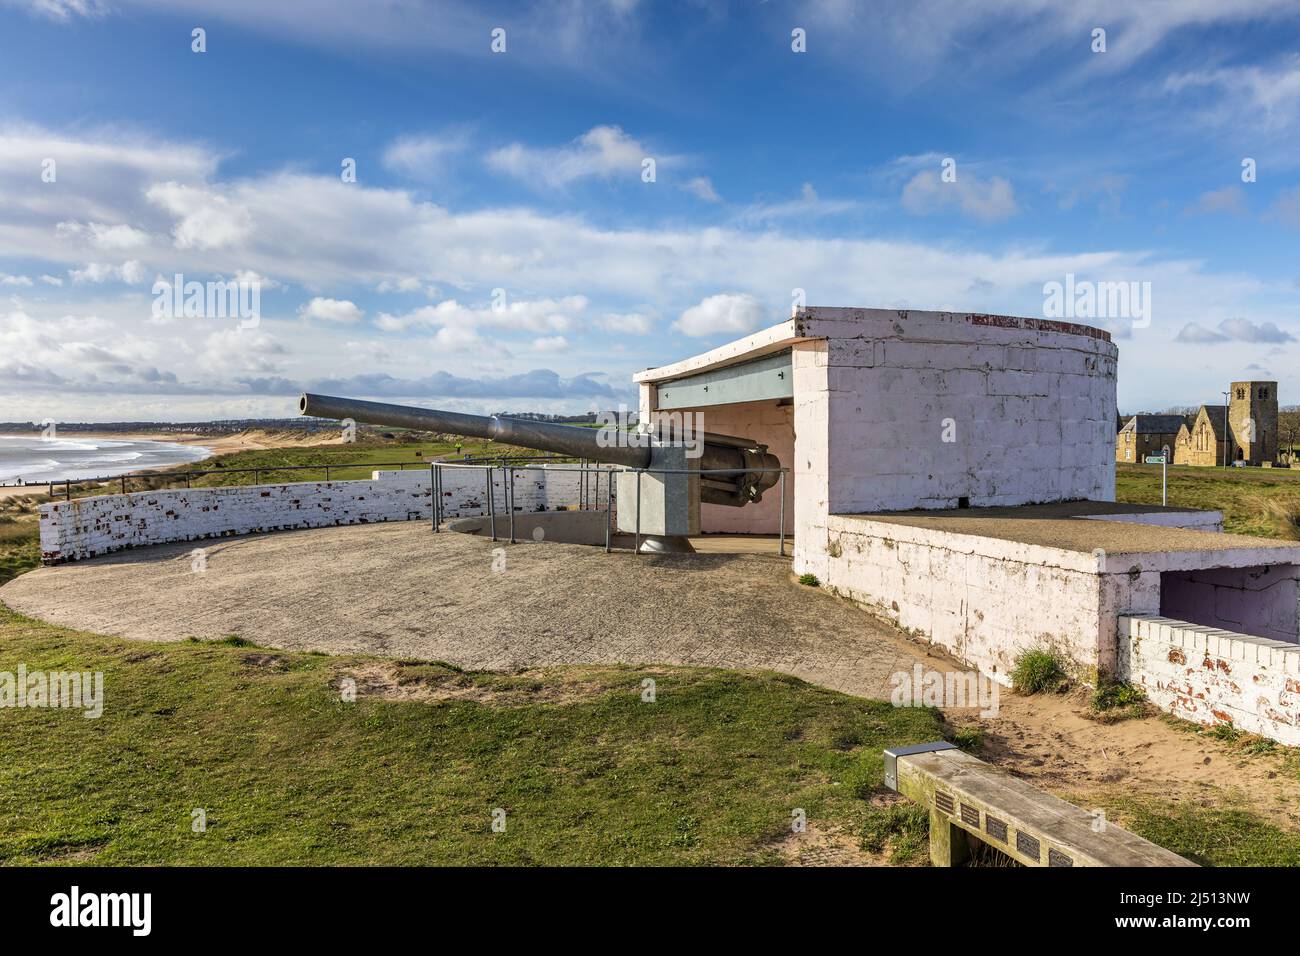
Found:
<box><xmin>673</xmin><ymin>293</ymin><xmax>767</xmax><ymax>337</ymax></box>
<box><xmin>488</xmin><ymin>125</ymin><xmax>658</xmax><ymax>189</ymax></box>
<box><xmin>146</xmin><ymin>181</ymin><xmax>253</xmax><ymax>249</ymax></box>
<box><xmin>0</xmin><ymin>274</ymin><xmax>33</xmax><ymax>287</ymax></box>
<box><xmin>1176</xmin><ymin>318</ymin><xmax>1295</xmax><ymax>344</ymax></box>
<box><xmin>532</xmin><ymin>335</ymin><xmax>568</xmax><ymax>352</ymax></box>
<box><xmin>901</xmin><ymin>169</ymin><xmax>1018</xmax><ymax>222</ymax></box>
<box><xmin>299</xmin><ymin>297</ymin><xmax>364</xmax><ymax>323</ymax></box>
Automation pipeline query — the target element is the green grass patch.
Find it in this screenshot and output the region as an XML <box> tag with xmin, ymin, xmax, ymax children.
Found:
<box><xmin>1090</xmin><ymin>680</ymin><xmax>1147</xmax><ymax>722</ymax></box>
<box><xmin>797</xmin><ymin>573</ymin><xmax>820</xmax><ymax>587</ymax></box>
<box><xmin>1116</xmin><ymin>461</ymin><xmax>1300</xmax><ymax>539</ymax></box>
<box><xmin>1010</xmin><ymin>648</ymin><xmax>1069</xmax><ymax>695</ymax></box>
<box><xmin>1097</xmin><ymin>798</ymin><xmax>1300</xmax><ymax>866</ymax></box>
<box><xmin>860</xmin><ymin>801</ymin><xmax>929</xmax><ymax>864</ymax></box>
<box><xmin>0</xmin><ymin>605</ymin><xmax>945</xmax><ymax>866</ymax></box>
<box><xmin>946</xmin><ymin>724</ymin><xmax>983</xmax><ymax>752</ymax></box>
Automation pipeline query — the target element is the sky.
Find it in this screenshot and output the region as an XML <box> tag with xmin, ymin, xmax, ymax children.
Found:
<box><xmin>0</xmin><ymin>0</ymin><xmax>1298</xmax><ymax>422</ymax></box>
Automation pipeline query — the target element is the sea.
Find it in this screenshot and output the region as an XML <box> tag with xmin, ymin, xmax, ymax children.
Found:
<box><xmin>0</xmin><ymin>435</ymin><xmax>214</xmax><ymax>485</ymax></box>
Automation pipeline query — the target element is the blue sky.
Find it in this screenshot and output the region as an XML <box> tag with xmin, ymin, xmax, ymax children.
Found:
<box><xmin>1</xmin><ymin>0</ymin><xmax>1299</xmax><ymax>421</ymax></box>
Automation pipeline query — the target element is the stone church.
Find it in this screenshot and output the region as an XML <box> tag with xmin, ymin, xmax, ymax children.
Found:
<box><xmin>1117</xmin><ymin>380</ymin><xmax>1279</xmax><ymax>467</ymax></box>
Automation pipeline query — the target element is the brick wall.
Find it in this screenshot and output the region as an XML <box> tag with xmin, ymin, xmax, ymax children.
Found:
<box><xmin>39</xmin><ymin>466</ymin><xmax>598</xmax><ymax>563</ymax></box>
<box><xmin>1119</xmin><ymin>614</ymin><xmax>1300</xmax><ymax>746</ymax></box>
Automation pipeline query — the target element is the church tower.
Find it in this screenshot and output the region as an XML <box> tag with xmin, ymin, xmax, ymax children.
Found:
<box><xmin>1228</xmin><ymin>380</ymin><xmax>1278</xmax><ymax>463</ymax></box>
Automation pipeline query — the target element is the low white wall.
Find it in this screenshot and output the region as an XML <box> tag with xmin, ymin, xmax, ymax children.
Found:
<box><xmin>821</xmin><ymin>511</ymin><xmax>1286</xmax><ymax>684</ymax></box>
<box><xmin>822</xmin><ymin>515</ymin><xmax>1107</xmax><ymax>684</ymax></box>
<box><xmin>39</xmin><ymin>466</ymin><xmax>599</xmax><ymax>563</ymax></box>
<box><xmin>1119</xmin><ymin>614</ymin><xmax>1300</xmax><ymax>746</ymax></box>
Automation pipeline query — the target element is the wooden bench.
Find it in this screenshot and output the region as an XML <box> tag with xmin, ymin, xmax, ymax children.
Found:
<box><xmin>884</xmin><ymin>742</ymin><xmax>1196</xmax><ymax>867</ymax></box>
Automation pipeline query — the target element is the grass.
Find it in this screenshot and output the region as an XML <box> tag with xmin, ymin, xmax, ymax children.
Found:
<box><xmin>1010</xmin><ymin>648</ymin><xmax>1068</xmax><ymax>694</ymax></box>
<box><xmin>797</xmin><ymin>573</ymin><xmax>820</xmax><ymax>587</ymax></box>
<box><xmin>860</xmin><ymin>801</ymin><xmax>928</xmax><ymax>864</ymax></box>
<box><xmin>0</xmin><ymin>605</ymin><xmax>946</xmax><ymax>866</ymax></box>
<box><xmin>1091</xmin><ymin>797</ymin><xmax>1300</xmax><ymax>866</ymax></box>
<box><xmin>1089</xmin><ymin>679</ymin><xmax>1147</xmax><ymax>722</ymax></box>
<box><xmin>1116</xmin><ymin>461</ymin><xmax>1300</xmax><ymax>538</ymax></box>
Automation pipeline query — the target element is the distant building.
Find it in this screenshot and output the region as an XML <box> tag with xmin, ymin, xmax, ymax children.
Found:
<box><xmin>1167</xmin><ymin>380</ymin><xmax>1278</xmax><ymax>467</ymax></box>
<box><xmin>1115</xmin><ymin>414</ymin><xmax>1184</xmax><ymax>463</ymax></box>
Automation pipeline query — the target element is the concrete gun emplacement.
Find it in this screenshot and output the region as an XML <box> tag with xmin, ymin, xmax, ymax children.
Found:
<box><xmin>298</xmin><ymin>393</ymin><xmax>782</xmax><ymax>509</ymax></box>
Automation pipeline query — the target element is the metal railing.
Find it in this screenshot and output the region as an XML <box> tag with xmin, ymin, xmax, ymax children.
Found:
<box><xmin>431</xmin><ymin>460</ymin><xmax>789</xmax><ymax>556</ymax></box>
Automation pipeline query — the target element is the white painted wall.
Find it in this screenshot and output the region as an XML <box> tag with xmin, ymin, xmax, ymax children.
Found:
<box><xmin>39</xmin><ymin>466</ymin><xmax>599</xmax><ymax>563</ymax></box>
<box><xmin>1120</xmin><ymin>614</ymin><xmax>1300</xmax><ymax>746</ymax></box>
<box><xmin>820</xmin><ymin>513</ymin><xmax>1300</xmax><ymax>683</ymax></box>
<box><xmin>790</xmin><ymin>309</ymin><xmax>1118</xmax><ymax>577</ymax></box>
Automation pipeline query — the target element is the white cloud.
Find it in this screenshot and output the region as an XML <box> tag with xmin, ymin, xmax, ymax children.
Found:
<box><xmin>56</xmin><ymin>219</ymin><xmax>151</xmax><ymax>250</ymax></box>
<box><xmin>375</xmin><ymin>296</ymin><xmax>587</xmax><ymax>334</ymax></box>
<box><xmin>682</xmin><ymin>176</ymin><xmax>722</xmax><ymax>203</ymax></box>
<box><xmin>381</xmin><ymin>131</ymin><xmax>470</xmax><ymax>181</ymax></box>
<box><xmin>673</xmin><ymin>293</ymin><xmax>767</xmax><ymax>337</ymax></box>
<box><xmin>532</xmin><ymin>335</ymin><xmax>568</xmax><ymax>352</ymax></box>
<box><xmin>0</xmin><ymin>274</ymin><xmax>33</xmax><ymax>287</ymax></box>
<box><xmin>1176</xmin><ymin>318</ymin><xmax>1295</xmax><ymax>344</ymax></box>
<box><xmin>8</xmin><ymin>0</ymin><xmax>106</xmax><ymax>21</ymax></box>
<box><xmin>488</xmin><ymin>125</ymin><xmax>656</xmax><ymax>189</ymax></box>
<box><xmin>376</xmin><ymin>276</ymin><xmax>424</xmax><ymax>293</ymax></box>
<box><xmin>737</xmin><ymin>182</ymin><xmax>860</xmax><ymax>224</ymax></box>
<box><xmin>40</xmin><ymin>275</ymin><xmax>63</xmax><ymax>286</ymax></box>
<box><xmin>1165</xmin><ymin>55</ymin><xmax>1300</xmax><ymax>130</ymax></box>
<box><xmin>598</xmin><ymin>312</ymin><xmax>654</xmax><ymax>334</ymax></box>
<box><xmin>69</xmin><ymin>261</ymin><xmax>145</xmax><ymax>284</ymax></box>
<box><xmin>146</xmin><ymin>181</ymin><xmax>253</xmax><ymax>249</ymax></box>
<box><xmin>299</xmin><ymin>297</ymin><xmax>364</xmax><ymax>323</ymax></box>
<box><xmin>901</xmin><ymin>170</ymin><xmax>1018</xmax><ymax>222</ymax></box>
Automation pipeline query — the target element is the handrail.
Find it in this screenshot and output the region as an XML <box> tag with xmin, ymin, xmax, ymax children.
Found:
<box><xmin>431</xmin><ymin>459</ymin><xmax>790</xmax><ymax>556</ymax></box>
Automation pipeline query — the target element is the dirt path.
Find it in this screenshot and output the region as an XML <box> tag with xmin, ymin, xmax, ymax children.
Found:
<box><xmin>4</xmin><ymin>521</ymin><xmax>1298</xmax><ymax>826</ymax></box>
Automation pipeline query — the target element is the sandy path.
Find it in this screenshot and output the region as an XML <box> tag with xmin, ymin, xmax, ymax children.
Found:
<box><xmin>4</xmin><ymin>521</ymin><xmax>1298</xmax><ymax>826</ymax></box>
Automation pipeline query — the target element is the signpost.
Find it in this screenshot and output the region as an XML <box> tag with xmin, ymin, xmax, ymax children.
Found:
<box><xmin>1145</xmin><ymin>447</ymin><xmax>1169</xmax><ymax>505</ymax></box>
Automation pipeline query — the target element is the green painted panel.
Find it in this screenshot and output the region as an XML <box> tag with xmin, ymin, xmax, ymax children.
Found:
<box><xmin>655</xmin><ymin>351</ymin><xmax>793</xmax><ymax>409</ymax></box>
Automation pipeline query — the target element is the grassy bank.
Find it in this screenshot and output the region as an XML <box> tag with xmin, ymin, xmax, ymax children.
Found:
<box><xmin>1116</xmin><ymin>461</ymin><xmax>1300</xmax><ymax>538</ymax></box>
<box><xmin>0</xmin><ymin>607</ymin><xmax>944</xmax><ymax>866</ymax></box>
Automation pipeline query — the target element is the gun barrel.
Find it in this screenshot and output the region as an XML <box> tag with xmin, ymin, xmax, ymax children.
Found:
<box><xmin>300</xmin><ymin>392</ymin><xmax>651</xmax><ymax>467</ymax></box>
<box><xmin>299</xmin><ymin>392</ymin><xmax>781</xmax><ymax>505</ymax></box>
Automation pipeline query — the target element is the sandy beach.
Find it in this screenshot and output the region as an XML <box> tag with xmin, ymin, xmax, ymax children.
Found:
<box><xmin>0</xmin><ymin>428</ymin><xmax>343</xmax><ymax>501</ymax></box>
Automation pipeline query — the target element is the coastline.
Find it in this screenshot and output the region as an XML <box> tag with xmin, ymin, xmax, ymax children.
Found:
<box><xmin>0</xmin><ymin>428</ymin><xmax>343</xmax><ymax>500</ymax></box>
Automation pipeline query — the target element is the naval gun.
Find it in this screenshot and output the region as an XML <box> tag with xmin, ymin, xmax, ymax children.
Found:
<box><xmin>299</xmin><ymin>393</ymin><xmax>783</xmax><ymax>551</ymax></box>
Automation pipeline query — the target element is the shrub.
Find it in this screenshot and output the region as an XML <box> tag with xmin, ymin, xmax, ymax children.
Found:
<box><xmin>1010</xmin><ymin>648</ymin><xmax>1068</xmax><ymax>694</ymax></box>
<box><xmin>797</xmin><ymin>573</ymin><xmax>820</xmax><ymax>587</ymax></box>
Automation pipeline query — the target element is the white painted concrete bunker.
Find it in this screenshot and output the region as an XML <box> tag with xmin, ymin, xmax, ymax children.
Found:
<box><xmin>636</xmin><ymin>307</ymin><xmax>1300</xmax><ymax>741</ymax></box>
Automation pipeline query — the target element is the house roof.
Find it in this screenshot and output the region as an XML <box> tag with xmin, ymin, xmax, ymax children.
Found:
<box><xmin>1123</xmin><ymin>414</ymin><xmax>1188</xmax><ymax>435</ymax></box>
<box><xmin>1197</xmin><ymin>405</ymin><xmax>1227</xmax><ymax>434</ymax></box>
